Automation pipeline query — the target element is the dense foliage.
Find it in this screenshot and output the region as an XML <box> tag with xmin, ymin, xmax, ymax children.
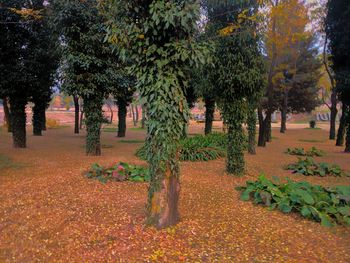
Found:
<box><xmin>285</xmin><ymin>147</ymin><xmax>324</xmax><ymax>157</ymax></box>
<box><xmin>86</xmin><ymin>162</ymin><xmax>149</xmax><ymax>183</ymax></box>
<box><xmin>137</xmin><ymin>133</ymin><xmax>227</xmax><ymax>162</ymax></box>
<box><xmin>286</xmin><ymin>157</ymin><xmax>347</xmax><ymax>177</ymax></box>
<box><xmin>237</xmin><ymin>175</ymin><xmax>350</xmax><ymax>226</ymax></box>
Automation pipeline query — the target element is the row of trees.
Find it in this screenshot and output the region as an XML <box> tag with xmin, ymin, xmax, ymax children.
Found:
<box><xmin>1</xmin><ymin>0</ymin><xmax>347</xmax><ymax>229</ymax></box>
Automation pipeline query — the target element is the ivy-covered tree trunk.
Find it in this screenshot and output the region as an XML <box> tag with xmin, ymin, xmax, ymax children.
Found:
<box><xmin>32</xmin><ymin>102</ymin><xmax>43</xmax><ymax>136</ymax></box>
<box><xmin>145</xmin><ymin>90</ymin><xmax>185</xmax><ymax>229</ymax></box>
<box><xmin>73</xmin><ymin>95</ymin><xmax>80</xmax><ymax>134</ymax></box>
<box><xmin>84</xmin><ymin>97</ymin><xmax>103</xmax><ymax>156</ymax></box>
<box><xmin>204</xmin><ymin>97</ymin><xmax>215</xmax><ymax>135</ymax></box>
<box><xmin>224</xmin><ymin>101</ymin><xmax>246</xmax><ymax>175</ymax></box>
<box><xmin>9</xmin><ymin>97</ymin><xmax>27</xmax><ymax>148</ymax></box>
<box><xmin>336</xmin><ymin>104</ymin><xmax>348</xmax><ymax>146</ymax></box>
<box><xmin>247</xmin><ymin>104</ymin><xmax>257</xmax><ymax>154</ymax></box>
<box><xmin>3</xmin><ymin>97</ymin><xmax>12</xmax><ymax>132</ymax></box>
<box><xmin>329</xmin><ymin>90</ymin><xmax>338</xmax><ymax>140</ymax></box>
<box><xmin>117</xmin><ymin>99</ymin><xmax>127</xmax><ymax>138</ymax></box>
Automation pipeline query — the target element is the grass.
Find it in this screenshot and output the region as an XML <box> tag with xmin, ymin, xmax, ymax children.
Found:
<box><xmin>102</xmin><ymin>127</ymin><xmax>117</xmax><ymax>133</ymax></box>
<box><xmin>129</xmin><ymin>127</ymin><xmax>145</xmax><ymax>131</ymax></box>
<box><xmin>119</xmin><ymin>140</ymin><xmax>144</xmax><ymax>144</ymax></box>
<box><xmin>299</xmin><ymin>139</ymin><xmax>325</xmax><ymax>143</ymax></box>
<box><xmin>0</xmin><ymin>154</ymin><xmax>23</xmax><ymax>171</ymax></box>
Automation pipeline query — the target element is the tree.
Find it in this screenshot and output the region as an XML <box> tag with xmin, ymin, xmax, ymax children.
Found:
<box><xmin>204</xmin><ymin>0</ymin><xmax>265</xmax><ymax>174</ymax></box>
<box><xmin>326</xmin><ymin>0</ymin><xmax>350</xmax><ymax>152</ymax></box>
<box><xmin>53</xmin><ymin>0</ymin><xmax>119</xmax><ymax>155</ymax></box>
<box><xmin>106</xmin><ymin>0</ymin><xmax>209</xmax><ymax>228</ymax></box>
<box><xmin>0</xmin><ymin>0</ymin><xmax>50</xmax><ymax>147</ymax></box>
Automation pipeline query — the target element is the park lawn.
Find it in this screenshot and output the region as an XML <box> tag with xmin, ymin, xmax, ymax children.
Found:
<box><xmin>0</xmin><ymin>124</ymin><xmax>349</xmax><ymax>262</ymax></box>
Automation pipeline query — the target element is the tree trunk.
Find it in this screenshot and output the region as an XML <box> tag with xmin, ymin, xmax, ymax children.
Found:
<box><xmin>266</xmin><ymin>113</ymin><xmax>272</xmax><ymax>142</ymax></box>
<box><xmin>204</xmin><ymin>97</ymin><xmax>215</xmax><ymax>135</ymax></box>
<box><xmin>9</xmin><ymin>97</ymin><xmax>27</xmax><ymax>148</ymax></box>
<box><xmin>257</xmin><ymin>105</ymin><xmax>266</xmax><ymax>147</ymax></box>
<box><xmin>227</xmin><ymin>124</ymin><xmax>245</xmax><ymax>175</ymax></box>
<box><xmin>73</xmin><ymin>95</ymin><xmax>80</xmax><ymax>134</ymax></box>
<box><xmin>41</xmin><ymin>106</ymin><xmax>47</xmax><ymax>131</ymax></box>
<box><xmin>247</xmin><ymin>104</ymin><xmax>257</xmax><ymax>154</ymax></box>
<box><xmin>336</xmin><ymin>104</ymin><xmax>348</xmax><ymax>146</ymax></box>
<box><xmin>84</xmin><ymin>97</ymin><xmax>103</xmax><ymax>156</ymax></box>
<box><xmin>117</xmin><ymin>99</ymin><xmax>127</xmax><ymax>137</ymax></box>
<box><xmin>32</xmin><ymin>102</ymin><xmax>42</xmax><ymax>136</ymax></box>
<box><xmin>329</xmin><ymin>90</ymin><xmax>338</xmax><ymax>140</ymax></box>
<box><xmin>280</xmin><ymin>89</ymin><xmax>288</xmax><ymax>133</ymax></box>
<box><xmin>135</xmin><ymin>105</ymin><xmax>139</xmax><ymax>124</ymax></box>
<box><xmin>131</xmin><ymin>105</ymin><xmax>137</xmax><ymax>126</ymax></box>
<box><xmin>345</xmin><ymin>107</ymin><xmax>350</xmax><ymax>153</ymax></box>
<box><xmin>148</xmin><ymin>160</ymin><xmax>180</xmax><ymax>229</ymax></box>
<box><xmin>3</xmin><ymin>97</ymin><xmax>12</xmax><ymax>132</ymax></box>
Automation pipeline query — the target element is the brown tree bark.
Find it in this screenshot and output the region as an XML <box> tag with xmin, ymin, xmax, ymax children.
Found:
<box><xmin>3</xmin><ymin>97</ymin><xmax>12</xmax><ymax>132</ymax></box>
<box><xmin>73</xmin><ymin>95</ymin><xmax>80</xmax><ymax>134</ymax></box>
<box><xmin>204</xmin><ymin>97</ymin><xmax>215</xmax><ymax>135</ymax></box>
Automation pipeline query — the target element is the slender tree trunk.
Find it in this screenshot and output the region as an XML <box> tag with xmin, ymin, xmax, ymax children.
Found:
<box><xmin>9</xmin><ymin>97</ymin><xmax>27</xmax><ymax>148</ymax></box>
<box><xmin>73</xmin><ymin>95</ymin><xmax>80</xmax><ymax>134</ymax></box>
<box><xmin>329</xmin><ymin>90</ymin><xmax>338</xmax><ymax>140</ymax></box>
<box><xmin>280</xmin><ymin>90</ymin><xmax>288</xmax><ymax>133</ymax></box>
<box><xmin>117</xmin><ymin>100</ymin><xmax>127</xmax><ymax>137</ymax></box>
<box><xmin>131</xmin><ymin>105</ymin><xmax>137</xmax><ymax>126</ymax></box>
<box><xmin>257</xmin><ymin>105</ymin><xmax>266</xmax><ymax>147</ymax></box>
<box><xmin>336</xmin><ymin>104</ymin><xmax>348</xmax><ymax>146</ymax></box>
<box><xmin>32</xmin><ymin>102</ymin><xmax>42</xmax><ymax>136</ymax></box>
<box><xmin>345</xmin><ymin>106</ymin><xmax>350</xmax><ymax>153</ymax></box>
<box><xmin>84</xmin><ymin>97</ymin><xmax>103</xmax><ymax>156</ymax></box>
<box><xmin>135</xmin><ymin>105</ymin><xmax>139</xmax><ymax>124</ymax></box>
<box><xmin>247</xmin><ymin>104</ymin><xmax>257</xmax><ymax>154</ymax></box>
<box><xmin>3</xmin><ymin>97</ymin><xmax>12</xmax><ymax>132</ymax></box>
<box><xmin>204</xmin><ymin>97</ymin><xmax>215</xmax><ymax>135</ymax></box>
<box><xmin>266</xmin><ymin>114</ymin><xmax>272</xmax><ymax>142</ymax></box>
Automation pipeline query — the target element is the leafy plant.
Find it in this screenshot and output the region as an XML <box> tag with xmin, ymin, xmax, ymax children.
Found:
<box><xmin>236</xmin><ymin>175</ymin><xmax>350</xmax><ymax>226</ymax></box>
<box><xmin>285</xmin><ymin>147</ymin><xmax>325</xmax><ymax>157</ymax></box>
<box><xmin>86</xmin><ymin>162</ymin><xmax>149</xmax><ymax>183</ymax></box>
<box><xmin>136</xmin><ymin>133</ymin><xmax>228</xmax><ymax>162</ymax></box>
<box><xmin>286</xmin><ymin>157</ymin><xmax>347</xmax><ymax>177</ymax></box>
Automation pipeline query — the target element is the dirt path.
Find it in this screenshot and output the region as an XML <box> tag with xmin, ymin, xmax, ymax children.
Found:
<box><xmin>0</xmin><ymin>124</ymin><xmax>349</xmax><ymax>262</ymax></box>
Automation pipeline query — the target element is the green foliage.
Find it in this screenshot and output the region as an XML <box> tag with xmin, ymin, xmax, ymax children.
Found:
<box><xmin>285</xmin><ymin>147</ymin><xmax>325</xmax><ymax>157</ymax></box>
<box><xmin>136</xmin><ymin>133</ymin><xmax>227</xmax><ymax>162</ymax></box>
<box><xmin>86</xmin><ymin>162</ymin><xmax>149</xmax><ymax>183</ymax></box>
<box><xmin>286</xmin><ymin>157</ymin><xmax>348</xmax><ymax>177</ymax></box>
<box><xmin>237</xmin><ymin>175</ymin><xmax>350</xmax><ymax>226</ymax></box>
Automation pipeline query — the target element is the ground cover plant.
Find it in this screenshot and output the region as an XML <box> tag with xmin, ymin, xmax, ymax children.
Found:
<box><xmin>136</xmin><ymin>133</ymin><xmax>228</xmax><ymax>162</ymax></box>
<box><xmin>285</xmin><ymin>147</ymin><xmax>325</xmax><ymax>157</ymax></box>
<box><xmin>237</xmin><ymin>175</ymin><xmax>350</xmax><ymax>226</ymax></box>
<box><xmin>86</xmin><ymin>162</ymin><xmax>149</xmax><ymax>183</ymax></box>
<box><xmin>286</xmin><ymin>157</ymin><xmax>348</xmax><ymax>177</ymax></box>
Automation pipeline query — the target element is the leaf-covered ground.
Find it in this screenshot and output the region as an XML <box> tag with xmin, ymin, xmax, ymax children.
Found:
<box><xmin>0</xmin><ymin>123</ymin><xmax>349</xmax><ymax>262</ymax></box>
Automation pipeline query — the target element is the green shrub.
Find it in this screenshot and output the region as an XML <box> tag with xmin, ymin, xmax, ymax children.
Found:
<box><xmin>86</xmin><ymin>162</ymin><xmax>149</xmax><ymax>183</ymax></box>
<box><xmin>236</xmin><ymin>175</ymin><xmax>350</xmax><ymax>226</ymax></box>
<box><xmin>285</xmin><ymin>147</ymin><xmax>325</xmax><ymax>157</ymax></box>
<box><xmin>136</xmin><ymin>133</ymin><xmax>228</xmax><ymax>162</ymax></box>
<box><xmin>286</xmin><ymin>157</ymin><xmax>347</xmax><ymax>177</ymax></box>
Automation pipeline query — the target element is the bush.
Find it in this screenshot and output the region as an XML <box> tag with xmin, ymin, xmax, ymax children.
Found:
<box><xmin>86</xmin><ymin>162</ymin><xmax>149</xmax><ymax>183</ymax></box>
<box><xmin>136</xmin><ymin>133</ymin><xmax>227</xmax><ymax>162</ymax></box>
<box><xmin>285</xmin><ymin>147</ymin><xmax>325</xmax><ymax>157</ymax></box>
<box><xmin>46</xmin><ymin>118</ymin><xmax>60</xmax><ymax>129</ymax></box>
<box><xmin>286</xmin><ymin>157</ymin><xmax>347</xmax><ymax>177</ymax></box>
<box><xmin>309</xmin><ymin>120</ymin><xmax>316</xmax><ymax>128</ymax></box>
<box><xmin>236</xmin><ymin>175</ymin><xmax>350</xmax><ymax>226</ymax></box>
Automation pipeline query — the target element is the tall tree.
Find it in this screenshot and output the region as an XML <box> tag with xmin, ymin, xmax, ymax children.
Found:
<box><xmin>106</xmin><ymin>0</ymin><xmax>209</xmax><ymax>228</ymax></box>
<box><xmin>204</xmin><ymin>0</ymin><xmax>265</xmax><ymax>174</ymax></box>
<box><xmin>326</xmin><ymin>0</ymin><xmax>350</xmax><ymax>152</ymax></box>
<box><xmin>53</xmin><ymin>0</ymin><xmax>119</xmax><ymax>155</ymax></box>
